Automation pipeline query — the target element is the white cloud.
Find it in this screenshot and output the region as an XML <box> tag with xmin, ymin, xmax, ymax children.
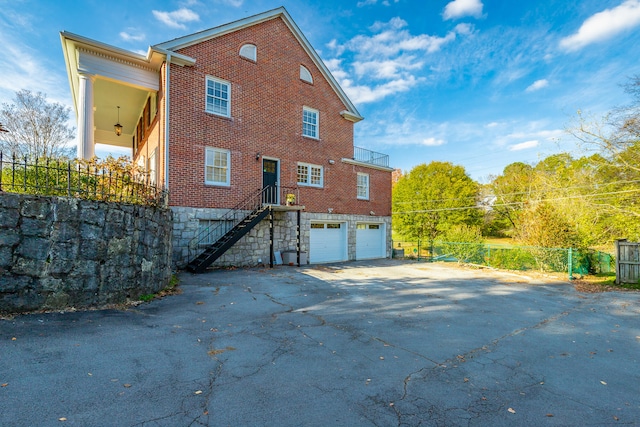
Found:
<box><xmin>454</xmin><ymin>23</ymin><xmax>474</xmax><ymax>35</ymax></box>
<box><xmin>323</xmin><ymin>11</ymin><xmax>486</xmax><ymax>106</ymax></box>
<box><xmin>119</xmin><ymin>30</ymin><xmax>146</xmax><ymax>42</ymax></box>
<box><xmin>559</xmin><ymin>0</ymin><xmax>640</xmax><ymax>51</ymax></box>
<box><xmin>325</xmin><ymin>17</ymin><xmax>471</xmax><ymax>104</ymax></box>
<box><xmin>152</xmin><ymin>8</ymin><xmax>199</xmax><ymax>29</ymax></box>
<box><xmin>509</xmin><ymin>140</ymin><xmax>539</xmax><ymax>151</ymax></box>
<box><xmin>443</xmin><ymin>0</ymin><xmax>484</xmax><ymax>21</ymax></box>
<box><xmin>218</xmin><ymin>0</ymin><xmax>244</xmax><ymax>6</ymax></box>
<box><xmin>369</xmin><ymin>16</ymin><xmax>408</xmax><ymax>32</ymax></box>
<box><xmin>352</xmin><ymin>55</ymin><xmax>424</xmax><ymax>79</ymax></box>
<box><xmin>339</xmin><ymin>75</ymin><xmax>419</xmax><ymax>104</ymax></box>
<box><xmin>525</xmin><ymin>79</ymin><xmax>549</xmax><ymax>92</ymax></box>
<box><xmin>422</xmin><ymin>137</ymin><xmax>446</xmax><ymax>146</ymax></box>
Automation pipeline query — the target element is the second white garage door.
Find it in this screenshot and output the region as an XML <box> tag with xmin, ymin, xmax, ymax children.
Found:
<box><xmin>356</xmin><ymin>223</ymin><xmax>386</xmax><ymax>260</ymax></box>
<box><xmin>309</xmin><ymin>222</ymin><xmax>347</xmax><ymax>263</ymax></box>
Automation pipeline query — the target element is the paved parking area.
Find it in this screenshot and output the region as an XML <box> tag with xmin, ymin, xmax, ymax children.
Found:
<box><xmin>1</xmin><ymin>260</ymin><xmax>639</xmax><ymax>426</ymax></box>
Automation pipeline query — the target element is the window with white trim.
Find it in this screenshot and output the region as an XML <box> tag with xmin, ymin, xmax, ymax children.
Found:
<box><xmin>300</xmin><ymin>65</ymin><xmax>313</xmax><ymax>83</ymax></box>
<box><xmin>357</xmin><ymin>172</ymin><xmax>369</xmax><ymax>200</ymax></box>
<box><xmin>239</xmin><ymin>44</ymin><xmax>257</xmax><ymax>61</ymax></box>
<box><xmin>205</xmin><ymin>77</ymin><xmax>231</xmax><ymax>117</ymax></box>
<box><xmin>205</xmin><ymin>147</ymin><xmax>230</xmax><ymax>186</ymax></box>
<box><xmin>297</xmin><ymin>162</ymin><xmax>323</xmax><ymax>187</ymax></box>
<box><xmin>302</xmin><ymin>107</ymin><xmax>318</xmax><ymax>139</ymax></box>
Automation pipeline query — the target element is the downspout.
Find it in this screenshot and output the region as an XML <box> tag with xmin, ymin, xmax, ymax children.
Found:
<box><xmin>164</xmin><ymin>53</ymin><xmax>171</xmax><ymax>191</ymax></box>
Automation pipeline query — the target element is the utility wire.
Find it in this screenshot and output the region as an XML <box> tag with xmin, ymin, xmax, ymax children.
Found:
<box><xmin>393</xmin><ymin>188</ymin><xmax>640</xmax><ymax>214</ymax></box>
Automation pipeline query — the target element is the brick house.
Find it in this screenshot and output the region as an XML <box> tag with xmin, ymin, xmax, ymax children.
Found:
<box><xmin>61</xmin><ymin>7</ymin><xmax>392</xmax><ymax>270</ymax></box>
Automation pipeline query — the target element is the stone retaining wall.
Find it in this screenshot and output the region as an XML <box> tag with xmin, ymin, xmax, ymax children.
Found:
<box><xmin>0</xmin><ymin>193</ymin><xmax>173</xmax><ymax>314</ymax></box>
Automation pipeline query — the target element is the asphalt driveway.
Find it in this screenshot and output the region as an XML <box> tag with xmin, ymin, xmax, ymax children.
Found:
<box><xmin>1</xmin><ymin>260</ymin><xmax>639</xmax><ymax>426</ymax></box>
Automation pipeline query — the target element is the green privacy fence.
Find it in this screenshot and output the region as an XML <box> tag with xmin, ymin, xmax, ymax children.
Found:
<box><xmin>392</xmin><ymin>241</ymin><xmax>614</xmax><ymax>279</ymax></box>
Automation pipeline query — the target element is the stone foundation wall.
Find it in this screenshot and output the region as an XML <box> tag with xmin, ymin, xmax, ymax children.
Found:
<box><xmin>171</xmin><ymin>206</ymin><xmax>391</xmax><ymax>268</ymax></box>
<box><xmin>171</xmin><ymin>207</ymin><xmax>301</xmax><ymax>268</ymax></box>
<box><xmin>0</xmin><ymin>193</ymin><xmax>173</xmax><ymax>314</ymax></box>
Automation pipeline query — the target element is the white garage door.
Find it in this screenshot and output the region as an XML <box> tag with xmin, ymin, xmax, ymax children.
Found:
<box><xmin>356</xmin><ymin>223</ymin><xmax>386</xmax><ymax>260</ymax></box>
<box><xmin>309</xmin><ymin>222</ymin><xmax>347</xmax><ymax>263</ymax></box>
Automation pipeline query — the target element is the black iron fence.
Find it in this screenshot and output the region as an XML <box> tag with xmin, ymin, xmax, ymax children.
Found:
<box><xmin>0</xmin><ymin>153</ymin><xmax>167</xmax><ymax>207</ymax></box>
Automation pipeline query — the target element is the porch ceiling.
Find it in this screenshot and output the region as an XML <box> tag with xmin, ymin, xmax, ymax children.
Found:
<box><xmin>94</xmin><ymin>79</ymin><xmax>150</xmax><ymax>149</ymax></box>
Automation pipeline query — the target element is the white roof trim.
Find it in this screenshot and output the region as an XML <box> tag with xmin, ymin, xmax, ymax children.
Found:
<box><xmin>341</xmin><ymin>158</ymin><xmax>394</xmax><ymax>172</ymax></box>
<box><xmin>153</xmin><ymin>7</ymin><xmax>362</xmax><ymax>121</ymax></box>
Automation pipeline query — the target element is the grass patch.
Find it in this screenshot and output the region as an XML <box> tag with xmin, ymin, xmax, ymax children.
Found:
<box><xmin>138</xmin><ymin>274</ymin><xmax>182</xmax><ymax>302</ymax></box>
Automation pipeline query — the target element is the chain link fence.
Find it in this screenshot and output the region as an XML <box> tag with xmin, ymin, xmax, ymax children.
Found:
<box><xmin>393</xmin><ymin>240</ymin><xmax>614</xmax><ymax>279</ymax></box>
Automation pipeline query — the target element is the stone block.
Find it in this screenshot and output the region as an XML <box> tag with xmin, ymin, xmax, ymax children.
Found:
<box><xmin>79</xmin><ymin>223</ymin><xmax>102</xmax><ymax>240</ymax></box>
<box><xmin>0</xmin><ymin>230</ymin><xmax>20</xmax><ymax>247</ymax></box>
<box><xmin>79</xmin><ymin>239</ymin><xmax>106</xmax><ymax>260</ymax></box>
<box><xmin>0</xmin><ymin>193</ymin><xmax>20</xmax><ymax>209</ymax></box>
<box><xmin>0</xmin><ymin>208</ymin><xmax>19</xmax><ymax>228</ymax></box>
<box><xmin>53</xmin><ymin>198</ymin><xmax>79</xmax><ymax>219</ymax></box>
<box><xmin>16</xmin><ymin>237</ymin><xmax>50</xmax><ymax>260</ymax></box>
<box><xmin>0</xmin><ymin>274</ymin><xmax>33</xmax><ymax>292</ymax></box>
<box><xmin>106</xmin><ymin>208</ymin><xmax>124</xmax><ymax>224</ymax></box>
<box><xmin>11</xmin><ymin>258</ymin><xmax>48</xmax><ymax>277</ymax></box>
<box><xmin>107</xmin><ymin>237</ymin><xmax>132</xmax><ymax>256</ymax></box>
<box><xmin>81</xmin><ymin>207</ymin><xmax>105</xmax><ymax>226</ymax></box>
<box><xmin>0</xmin><ymin>246</ymin><xmax>12</xmax><ymax>268</ymax></box>
<box><xmin>21</xmin><ymin>199</ymin><xmax>50</xmax><ymax>219</ymax></box>
<box><xmin>71</xmin><ymin>260</ymin><xmax>99</xmax><ymax>277</ymax></box>
<box><xmin>21</xmin><ymin>217</ymin><xmax>50</xmax><ymax>237</ymax></box>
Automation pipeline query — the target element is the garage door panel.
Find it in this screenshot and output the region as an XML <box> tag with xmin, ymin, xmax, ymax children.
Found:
<box><xmin>310</xmin><ymin>223</ymin><xmax>347</xmax><ymax>263</ymax></box>
<box><xmin>356</xmin><ymin>223</ymin><xmax>385</xmax><ymax>260</ymax></box>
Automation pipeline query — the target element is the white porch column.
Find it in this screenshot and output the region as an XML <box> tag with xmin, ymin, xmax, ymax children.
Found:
<box><xmin>77</xmin><ymin>72</ymin><xmax>95</xmax><ymax>159</ymax></box>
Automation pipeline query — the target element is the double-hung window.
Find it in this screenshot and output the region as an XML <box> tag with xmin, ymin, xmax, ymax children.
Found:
<box><xmin>302</xmin><ymin>107</ymin><xmax>318</xmax><ymax>139</ymax></box>
<box><xmin>206</xmin><ymin>77</ymin><xmax>230</xmax><ymax>117</ymax></box>
<box><xmin>357</xmin><ymin>173</ymin><xmax>369</xmax><ymax>200</ymax></box>
<box><xmin>205</xmin><ymin>148</ymin><xmax>230</xmax><ymax>186</ymax></box>
<box><xmin>297</xmin><ymin>162</ymin><xmax>323</xmax><ymax>188</ymax></box>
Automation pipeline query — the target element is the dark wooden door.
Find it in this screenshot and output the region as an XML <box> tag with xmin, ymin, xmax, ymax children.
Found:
<box><xmin>262</xmin><ymin>159</ymin><xmax>278</xmax><ymax>204</ymax></box>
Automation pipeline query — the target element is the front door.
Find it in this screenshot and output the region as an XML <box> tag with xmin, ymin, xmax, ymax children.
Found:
<box><xmin>262</xmin><ymin>159</ymin><xmax>278</xmax><ymax>204</ymax></box>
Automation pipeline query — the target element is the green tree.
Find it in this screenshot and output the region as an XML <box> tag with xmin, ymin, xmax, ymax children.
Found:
<box><xmin>567</xmin><ymin>76</ymin><xmax>640</xmax><ymax>241</ymax></box>
<box><xmin>393</xmin><ymin>161</ymin><xmax>481</xmax><ymax>241</ymax></box>
<box><xmin>488</xmin><ymin>162</ymin><xmax>536</xmax><ymax>234</ymax></box>
<box><xmin>0</xmin><ymin>90</ymin><xmax>75</xmax><ymax>159</ymax></box>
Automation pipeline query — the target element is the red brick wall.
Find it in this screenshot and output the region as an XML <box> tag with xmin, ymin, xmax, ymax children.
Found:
<box><xmin>166</xmin><ymin>17</ymin><xmax>390</xmax><ymax>216</ymax></box>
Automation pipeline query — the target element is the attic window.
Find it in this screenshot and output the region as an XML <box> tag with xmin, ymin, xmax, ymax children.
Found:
<box><xmin>300</xmin><ymin>65</ymin><xmax>313</xmax><ymax>84</ymax></box>
<box><xmin>239</xmin><ymin>44</ymin><xmax>257</xmax><ymax>61</ymax></box>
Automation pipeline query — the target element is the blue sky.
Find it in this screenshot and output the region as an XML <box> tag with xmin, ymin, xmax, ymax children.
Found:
<box><xmin>1</xmin><ymin>0</ymin><xmax>640</xmax><ymax>181</ymax></box>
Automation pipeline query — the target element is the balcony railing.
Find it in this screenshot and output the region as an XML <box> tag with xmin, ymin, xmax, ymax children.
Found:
<box><xmin>353</xmin><ymin>146</ymin><xmax>389</xmax><ymax>168</ymax></box>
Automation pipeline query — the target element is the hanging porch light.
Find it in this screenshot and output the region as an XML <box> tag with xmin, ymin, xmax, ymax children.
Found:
<box><xmin>114</xmin><ymin>106</ymin><xmax>123</xmax><ymax>136</ymax></box>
